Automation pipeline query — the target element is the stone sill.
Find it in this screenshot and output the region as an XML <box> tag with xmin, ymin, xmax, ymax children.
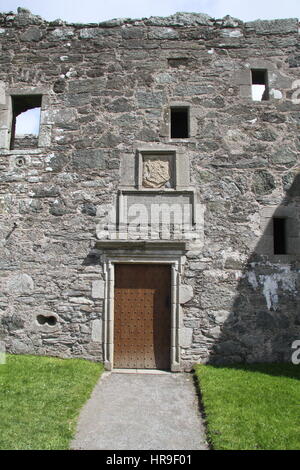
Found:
<box><xmin>167</xmin><ymin>138</ymin><xmax>196</xmax><ymax>143</ymax></box>
<box><xmin>95</xmin><ymin>239</ymin><xmax>187</xmax><ymax>251</ymax></box>
<box><xmin>119</xmin><ymin>188</ymin><xmax>195</xmax><ymax>193</ymax></box>
<box><xmin>0</xmin><ymin>148</ymin><xmax>47</xmax><ymax>155</ymax></box>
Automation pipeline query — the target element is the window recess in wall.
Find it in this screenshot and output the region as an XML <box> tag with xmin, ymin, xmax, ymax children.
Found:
<box><xmin>251</xmin><ymin>69</ymin><xmax>269</xmax><ymax>101</ymax></box>
<box><xmin>273</xmin><ymin>217</ymin><xmax>287</xmax><ymax>255</ymax></box>
<box><xmin>10</xmin><ymin>95</ymin><xmax>42</xmax><ymax>150</ymax></box>
<box><xmin>170</xmin><ymin>107</ymin><xmax>189</xmax><ymax>139</ymax></box>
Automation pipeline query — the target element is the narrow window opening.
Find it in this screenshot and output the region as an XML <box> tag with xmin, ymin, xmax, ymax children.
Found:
<box><xmin>10</xmin><ymin>95</ymin><xmax>42</xmax><ymax>150</ymax></box>
<box><xmin>251</xmin><ymin>69</ymin><xmax>269</xmax><ymax>101</ymax></box>
<box><xmin>273</xmin><ymin>218</ymin><xmax>287</xmax><ymax>255</ymax></box>
<box><xmin>170</xmin><ymin>107</ymin><xmax>189</xmax><ymax>139</ymax></box>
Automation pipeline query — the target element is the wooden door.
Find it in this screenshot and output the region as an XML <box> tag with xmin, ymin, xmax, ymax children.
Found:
<box><xmin>114</xmin><ymin>264</ymin><xmax>171</xmax><ymax>370</ymax></box>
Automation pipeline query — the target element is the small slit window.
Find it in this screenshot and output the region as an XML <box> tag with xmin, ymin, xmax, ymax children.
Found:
<box><xmin>251</xmin><ymin>69</ymin><xmax>269</xmax><ymax>101</ymax></box>
<box><xmin>170</xmin><ymin>107</ymin><xmax>189</xmax><ymax>139</ymax></box>
<box><xmin>273</xmin><ymin>218</ymin><xmax>287</xmax><ymax>255</ymax></box>
<box><xmin>10</xmin><ymin>95</ymin><xmax>42</xmax><ymax>150</ymax></box>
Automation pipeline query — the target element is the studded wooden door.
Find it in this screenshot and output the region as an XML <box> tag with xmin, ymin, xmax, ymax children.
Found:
<box><xmin>114</xmin><ymin>264</ymin><xmax>171</xmax><ymax>370</ymax></box>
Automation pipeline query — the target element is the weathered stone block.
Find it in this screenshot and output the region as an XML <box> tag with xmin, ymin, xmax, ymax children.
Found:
<box><xmin>245</xmin><ymin>18</ymin><xmax>298</xmax><ymax>35</ymax></box>
<box><xmin>48</xmin><ymin>27</ymin><xmax>75</xmax><ymax>41</ymax></box>
<box><xmin>6</xmin><ymin>274</ymin><xmax>34</xmax><ymax>294</ymax></box>
<box><xmin>136</xmin><ymin>91</ymin><xmax>164</xmax><ymax>108</ymax></box>
<box><xmin>179</xmin><ymin>285</ymin><xmax>194</xmax><ymax>304</ymax></box>
<box><xmin>270</xmin><ymin>148</ymin><xmax>298</xmax><ymax>167</ymax></box>
<box><xmin>79</xmin><ymin>28</ymin><xmax>101</xmax><ymax>39</ymax></box>
<box><xmin>11</xmin><ymin>339</ymin><xmax>31</xmax><ymax>354</ymax></box>
<box><xmin>69</xmin><ymin>297</ymin><xmax>93</xmax><ymax>305</ymax></box>
<box><xmin>53</xmin><ymin>79</ymin><xmax>66</xmax><ymax>94</ymax></box>
<box><xmin>91</xmin><ymin>319</ymin><xmax>102</xmax><ymax>342</ymax></box>
<box><xmin>174</xmin><ymin>84</ymin><xmax>213</xmax><ymax>96</ymax></box>
<box><xmin>288</xmin><ymin>54</ymin><xmax>300</xmax><ymax>68</ymax></box>
<box><xmin>92</xmin><ymin>280</ymin><xmax>105</xmax><ymax>299</ymax></box>
<box><xmin>282</xmin><ymin>172</ymin><xmax>300</xmax><ymax>196</ymax></box>
<box><xmin>220</xmin><ymin>28</ymin><xmax>243</xmax><ymax>38</ymax></box>
<box><xmin>68</xmin><ymin>78</ymin><xmax>106</xmax><ymax>93</ymax></box>
<box><xmin>72</xmin><ymin>149</ymin><xmax>107</xmax><ymax>169</ymax></box>
<box><xmin>49</xmin><ymin>200</ymin><xmax>68</xmax><ymax>216</ymax></box>
<box><xmin>82</xmin><ymin>203</ymin><xmax>97</xmax><ymax>216</ymax></box>
<box><xmin>253</xmin><ymin>129</ymin><xmax>277</xmax><ymax>142</ymax></box>
<box><xmin>180</xmin><ymin>328</ymin><xmax>193</xmax><ymax>348</ymax></box>
<box><xmin>121</xmin><ymin>28</ymin><xmax>145</xmax><ymax>39</ymax></box>
<box><xmin>43</xmin><ymin>108</ymin><xmax>77</xmax><ymax>129</ymax></box>
<box><xmin>252</xmin><ymin>170</ymin><xmax>275</xmax><ymax>196</ymax></box>
<box><xmin>31</xmin><ymin>185</ymin><xmax>60</xmax><ymax>198</ymax></box>
<box><xmin>148</xmin><ymin>28</ymin><xmax>179</xmax><ymax>39</ymax></box>
<box><xmin>20</xmin><ymin>26</ymin><xmax>42</xmax><ymax>41</ymax></box>
<box><xmin>145</xmin><ymin>12</ymin><xmax>213</xmax><ymax>26</ymax></box>
<box><xmin>107</xmin><ymin>97</ymin><xmax>134</xmax><ymax>113</ymax></box>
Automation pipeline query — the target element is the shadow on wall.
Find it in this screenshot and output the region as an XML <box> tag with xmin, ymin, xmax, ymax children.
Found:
<box><xmin>206</xmin><ymin>174</ymin><xmax>300</xmax><ymax>371</ymax></box>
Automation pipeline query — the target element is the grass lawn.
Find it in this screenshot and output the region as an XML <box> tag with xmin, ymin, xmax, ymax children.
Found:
<box><xmin>0</xmin><ymin>354</ymin><xmax>103</xmax><ymax>450</ymax></box>
<box><xmin>194</xmin><ymin>363</ymin><xmax>300</xmax><ymax>450</ymax></box>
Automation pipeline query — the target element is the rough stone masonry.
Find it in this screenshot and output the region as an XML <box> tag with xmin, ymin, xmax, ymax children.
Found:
<box><xmin>0</xmin><ymin>7</ymin><xmax>299</xmax><ymax>370</ymax></box>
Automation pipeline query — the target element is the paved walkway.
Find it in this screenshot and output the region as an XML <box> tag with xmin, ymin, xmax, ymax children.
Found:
<box><xmin>71</xmin><ymin>371</ymin><xmax>208</xmax><ymax>450</ymax></box>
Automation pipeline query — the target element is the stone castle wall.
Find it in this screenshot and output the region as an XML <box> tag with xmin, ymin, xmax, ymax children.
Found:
<box><xmin>0</xmin><ymin>8</ymin><xmax>299</xmax><ymax>370</ymax></box>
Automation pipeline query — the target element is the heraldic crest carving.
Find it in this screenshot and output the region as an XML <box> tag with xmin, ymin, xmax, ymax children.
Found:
<box><xmin>142</xmin><ymin>156</ymin><xmax>173</xmax><ymax>188</ymax></box>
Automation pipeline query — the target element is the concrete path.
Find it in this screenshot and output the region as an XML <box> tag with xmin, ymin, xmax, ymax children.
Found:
<box><xmin>71</xmin><ymin>371</ymin><xmax>208</xmax><ymax>450</ymax></box>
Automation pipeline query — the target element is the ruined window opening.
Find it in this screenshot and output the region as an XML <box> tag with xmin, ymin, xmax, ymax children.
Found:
<box><xmin>10</xmin><ymin>95</ymin><xmax>42</xmax><ymax>150</ymax></box>
<box><xmin>170</xmin><ymin>107</ymin><xmax>189</xmax><ymax>139</ymax></box>
<box><xmin>251</xmin><ymin>69</ymin><xmax>269</xmax><ymax>101</ymax></box>
<box><xmin>273</xmin><ymin>217</ymin><xmax>287</xmax><ymax>254</ymax></box>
